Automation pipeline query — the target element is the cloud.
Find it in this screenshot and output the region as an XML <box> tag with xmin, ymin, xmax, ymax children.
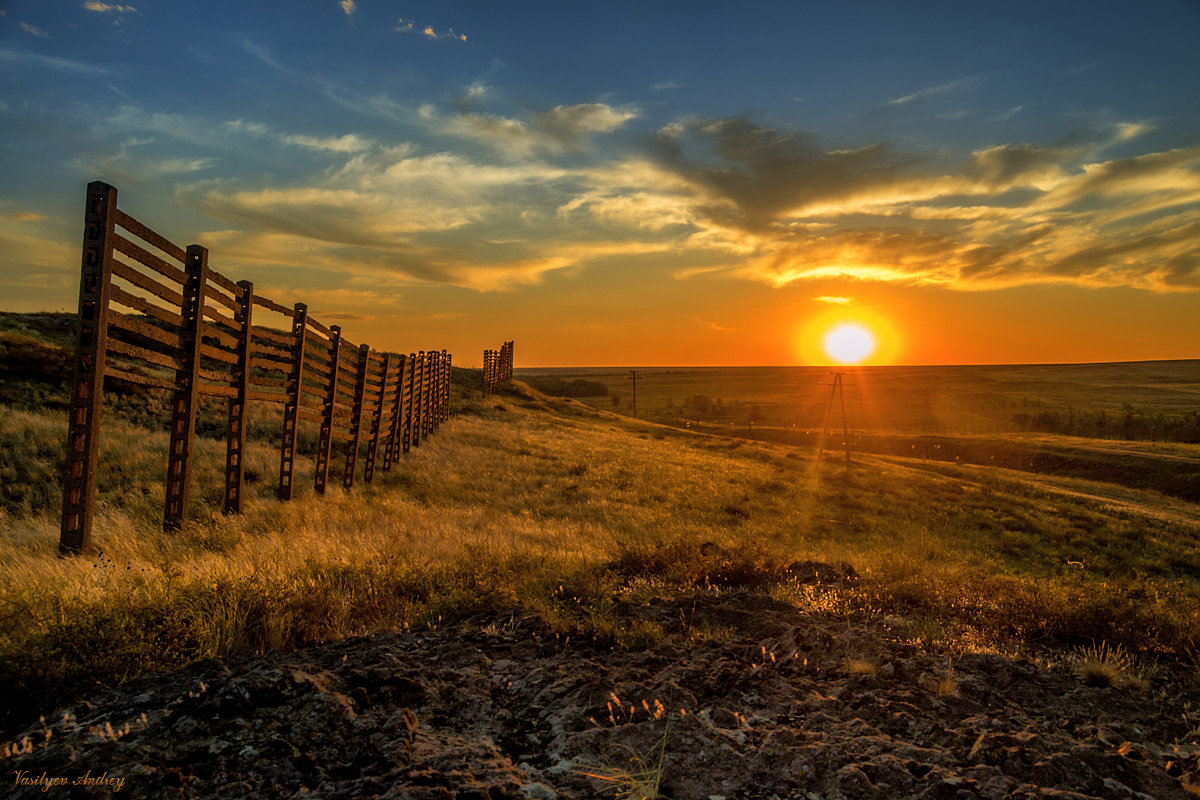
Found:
<box><xmin>0</xmin><ymin>47</ymin><xmax>109</xmax><ymax>75</ymax></box>
<box><xmin>340</xmin><ymin>0</ymin><xmax>355</xmax><ymax>15</ymax></box>
<box><xmin>986</xmin><ymin>105</ymin><xmax>1023</xmax><ymax>123</ymax></box>
<box><xmin>320</xmin><ymin>312</ymin><xmax>374</xmax><ymax>321</ymax></box>
<box><xmin>394</xmin><ymin>17</ymin><xmax>467</xmax><ymax>41</ymax></box>
<box><xmin>652</xmin><ymin>81</ymin><xmax>683</xmax><ymax>91</ymax></box>
<box><xmin>432</xmin><ymin>102</ymin><xmax>638</xmax><ymax>158</ymax></box>
<box><xmin>95</xmin><ymin>91</ymin><xmax>1197</xmax><ymax>298</ymax></box>
<box><xmin>647</xmin><ymin>115</ymin><xmax>1200</xmax><ymax>293</ymax></box>
<box><xmin>82</xmin><ymin>2</ymin><xmax>136</xmax><ymax>12</ymax></box>
<box><xmin>19</xmin><ymin>22</ymin><xmax>48</xmax><ymax>37</ymax></box>
<box><xmin>884</xmin><ymin>76</ymin><xmax>979</xmax><ymax>106</ymax></box>
<box><xmin>814</xmin><ymin>296</ymin><xmax>851</xmax><ymax>304</ymax></box>
<box><xmin>239</xmin><ymin>38</ymin><xmax>374</xmax><ymax>116</ymax></box>
<box><xmin>423</xmin><ymin>26</ymin><xmax>467</xmax><ymax>42</ymax></box>
<box><xmin>281</xmin><ymin>133</ymin><xmax>374</xmax><ymax>152</ymax></box>
<box><xmin>650</xmin><ymin>117</ymin><xmax>915</xmax><ymax>230</ymax></box>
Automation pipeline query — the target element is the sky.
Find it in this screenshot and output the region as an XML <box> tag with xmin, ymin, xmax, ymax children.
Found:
<box><xmin>1</xmin><ymin>1</ymin><xmax>1198</xmax><ymax>367</ymax></box>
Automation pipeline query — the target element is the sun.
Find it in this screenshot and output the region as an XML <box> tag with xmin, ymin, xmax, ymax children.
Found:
<box><xmin>822</xmin><ymin>323</ymin><xmax>876</xmax><ymax>364</ymax></box>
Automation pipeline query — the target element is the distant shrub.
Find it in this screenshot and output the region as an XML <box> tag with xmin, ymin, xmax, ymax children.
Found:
<box><xmin>525</xmin><ymin>376</ymin><xmax>608</xmax><ymax>398</ymax></box>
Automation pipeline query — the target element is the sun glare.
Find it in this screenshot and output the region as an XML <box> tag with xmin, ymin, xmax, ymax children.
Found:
<box><xmin>822</xmin><ymin>323</ymin><xmax>876</xmax><ymax>364</ymax></box>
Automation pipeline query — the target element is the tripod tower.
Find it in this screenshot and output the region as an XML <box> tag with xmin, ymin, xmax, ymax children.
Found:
<box><xmin>818</xmin><ymin>371</ymin><xmax>851</xmax><ymax>463</ymax></box>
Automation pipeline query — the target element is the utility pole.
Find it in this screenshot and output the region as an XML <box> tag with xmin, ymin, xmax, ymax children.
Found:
<box><xmin>818</xmin><ymin>371</ymin><xmax>851</xmax><ymax>463</ymax></box>
<box><xmin>625</xmin><ymin>370</ymin><xmax>640</xmax><ymax>418</ymax></box>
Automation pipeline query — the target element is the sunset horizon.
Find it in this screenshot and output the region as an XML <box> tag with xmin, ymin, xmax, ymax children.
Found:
<box><xmin>2</xmin><ymin>1</ymin><xmax>1198</xmax><ymax>367</ymax></box>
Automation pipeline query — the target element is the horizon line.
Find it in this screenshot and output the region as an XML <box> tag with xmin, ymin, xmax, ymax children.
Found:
<box><xmin>505</xmin><ymin>356</ymin><xmax>1200</xmax><ymax>371</ymax></box>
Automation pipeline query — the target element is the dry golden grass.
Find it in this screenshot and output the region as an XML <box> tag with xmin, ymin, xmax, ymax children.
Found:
<box><xmin>1</xmin><ymin>381</ymin><xmax>1198</xmax><ymax>731</ymax></box>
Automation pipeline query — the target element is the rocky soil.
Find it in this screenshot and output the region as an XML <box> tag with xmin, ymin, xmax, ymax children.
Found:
<box><xmin>5</xmin><ymin>588</ymin><xmax>1200</xmax><ymax>799</ymax></box>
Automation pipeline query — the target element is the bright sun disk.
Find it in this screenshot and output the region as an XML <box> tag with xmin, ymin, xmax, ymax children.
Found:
<box><xmin>823</xmin><ymin>323</ymin><xmax>876</xmax><ymax>364</ymax></box>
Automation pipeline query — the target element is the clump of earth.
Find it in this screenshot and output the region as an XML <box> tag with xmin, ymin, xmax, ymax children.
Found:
<box><xmin>5</xmin><ymin>580</ymin><xmax>1200</xmax><ymax>799</ymax></box>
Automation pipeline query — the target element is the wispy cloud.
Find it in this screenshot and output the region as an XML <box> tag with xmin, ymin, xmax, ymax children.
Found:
<box><xmin>394</xmin><ymin>16</ymin><xmax>467</xmax><ymax>41</ymax></box>
<box><xmin>0</xmin><ymin>47</ymin><xmax>109</xmax><ymax>75</ymax></box>
<box><xmin>281</xmin><ymin>133</ymin><xmax>374</xmax><ymax>152</ymax></box>
<box><xmin>339</xmin><ymin>0</ymin><xmax>355</xmax><ymax>16</ymax></box>
<box><xmin>885</xmin><ymin>76</ymin><xmax>979</xmax><ymax>106</ymax></box>
<box><xmin>82</xmin><ymin>2</ymin><xmax>137</xmax><ymax>13</ymax></box>
<box><xmin>652</xmin><ymin>81</ymin><xmax>683</xmax><ymax>91</ymax></box>
<box><xmin>423</xmin><ymin>26</ymin><xmax>467</xmax><ymax>42</ymax></box>
<box><xmin>93</xmin><ymin>89</ymin><xmax>1199</xmax><ymax>297</ymax></box>
<box><xmin>987</xmin><ymin>105</ymin><xmax>1023</xmax><ymax>123</ymax></box>
<box><xmin>646</xmin><ymin>116</ymin><xmax>1200</xmax><ymax>292</ymax></box>
<box><xmin>430</xmin><ymin>102</ymin><xmax>638</xmax><ymax>158</ymax></box>
<box><xmin>239</xmin><ymin>38</ymin><xmax>374</xmax><ymax>116</ymax></box>
<box><xmin>19</xmin><ymin>22</ymin><xmax>48</xmax><ymax>37</ymax></box>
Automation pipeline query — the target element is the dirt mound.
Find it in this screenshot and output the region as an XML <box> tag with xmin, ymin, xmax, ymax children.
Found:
<box><xmin>5</xmin><ymin>590</ymin><xmax>1199</xmax><ymax>798</ymax></box>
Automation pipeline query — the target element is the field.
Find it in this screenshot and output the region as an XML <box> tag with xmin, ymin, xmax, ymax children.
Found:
<box><xmin>519</xmin><ymin>361</ymin><xmax>1200</xmax><ymax>438</ymax></box>
<box><xmin>2</xmin><ymin>313</ymin><xmax>1200</xmax><ymax>797</ymax></box>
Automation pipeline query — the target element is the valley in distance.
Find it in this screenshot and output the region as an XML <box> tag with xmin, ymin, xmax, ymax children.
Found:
<box><xmin>2</xmin><ymin>311</ymin><xmax>1198</xmax><ymax>798</ymax></box>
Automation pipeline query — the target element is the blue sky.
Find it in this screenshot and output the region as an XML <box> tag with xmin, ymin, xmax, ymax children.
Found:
<box><xmin>2</xmin><ymin>1</ymin><xmax>1198</xmax><ymax>365</ymax></box>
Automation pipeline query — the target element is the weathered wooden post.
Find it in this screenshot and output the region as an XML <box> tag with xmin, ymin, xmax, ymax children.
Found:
<box><xmin>382</xmin><ymin>353</ymin><xmax>406</xmax><ymax>469</ymax></box>
<box><xmin>364</xmin><ymin>352</ymin><xmax>389</xmax><ymax>483</ymax></box>
<box><xmin>162</xmin><ymin>244</ymin><xmax>208</xmax><ymax>532</ymax></box>
<box><xmin>60</xmin><ymin>181</ymin><xmax>117</xmax><ymax>554</ymax></box>
<box><xmin>442</xmin><ymin>351</ymin><xmax>452</xmax><ymax>422</ymax></box>
<box><xmin>426</xmin><ymin>350</ymin><xmax>437</xmax><ymax>434</ymax></box>
<box><xmin>343</xmin><ymin>343</ymin><xmax>370</xmax><ymax>490</ymax></box>
<box><xmin>223</xmin><ymin>280</ymin><xmax>253</xmax><ymax>514</ymax></box>
<box><xmin>314</xmin><ymin>325</ymin><xmax>342</xmax><ymax>494</ymax></box>
<box><xmin>402</xmin><ymin>353</ymin><xmax>416</xmax><ymax>454</ymax></box>
<box><xmin>422</xmin><ymin>350</ymin><xmax>434</xmax><ymax>437</ymax></box>
<box><xmin>278</xmin><ymin>303</ymin><xmax>308</xmax><ymax>500</ymax></box>
<box><xmin>411</xmin><ymin>351</ymin><xmax>425</xmax><ymax>447</ymax></box>
<box><xmin>436</xmin><ymin>350</ymin><xmax>447</xmax><ymax>424</ymax></box>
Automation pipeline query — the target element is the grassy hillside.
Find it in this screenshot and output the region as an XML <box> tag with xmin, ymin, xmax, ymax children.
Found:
<box><xmin>1</xmin><ymin>314</ymin><xmax>1198</xmax><ymax>735</ymax></box>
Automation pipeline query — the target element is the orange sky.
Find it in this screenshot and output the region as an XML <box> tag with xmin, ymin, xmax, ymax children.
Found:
<box><xmin>1</xmin><ymin>3</ymin><xmax>1198</xmax><ymax>367</ymax></box>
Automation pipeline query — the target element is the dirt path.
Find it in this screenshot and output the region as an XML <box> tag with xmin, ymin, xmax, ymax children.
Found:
<box><xmin>5</xmin><ymin>592</ymin><xmax>1199</xmax><ymax>799</ymax></box>
<box><xmin>874</xmin><ymin>453</ymin><xmax>1200</xmax><ymax>533</ymax></box>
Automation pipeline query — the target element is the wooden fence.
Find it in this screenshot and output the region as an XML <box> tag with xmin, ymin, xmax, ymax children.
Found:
<box><xmin>482</xmin><ymin>341</ymin><xmax>514</xmax><ymax>397</ymax></box>
<box><xmin>60</xmin><ymin>181</ymin><xmax>454</xmax><ymax>554</ymax></box>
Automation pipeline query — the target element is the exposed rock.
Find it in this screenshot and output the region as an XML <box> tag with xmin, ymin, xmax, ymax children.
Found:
<box><xmin>3</xmin><ymin>591</ymin><xmax>1198</xmax><ymax>799</ymax></box>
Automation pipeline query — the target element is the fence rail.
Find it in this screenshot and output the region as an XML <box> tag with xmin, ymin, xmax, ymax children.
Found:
<box><xmin>482</xmin><ymin>340</ymin><xmax>514</xmax><ymax>396</ymax></box>
<box><xmin>60</xmin><ymin>181</ymin><xmax>456</xmax><ymax>554</ymax></box>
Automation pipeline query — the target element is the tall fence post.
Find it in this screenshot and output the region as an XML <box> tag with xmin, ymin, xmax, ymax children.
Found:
<box><xmin>278</xmin><ymin>303</ymin><xmax>308</xmax><ymax>501</ymax></box>
<box><xmin>442</xmin><ymin>351</ymin><xmax>452</xmax><ymax>422</ymax></box>
<box><xmin>411</xmin><ymin>350</ymin><xmax>425</xmax><ymax>447</ymax></box>
<box><xmin>402</xmin><ymin>353</ymin><xmax>415</xmax><ymax>454</ymax></box>
<box><xmin>343</xmin><ymin>343</ymin><xmax>369</xmax><ymax>490</ymax></box>
<box><xmin>428</xmin><ymin>352</ymin><xmax>437</xmax><ymax>429</ymax></box>
<box><xmin>382</xmin><ymin>353</ymin><xmax>406</xmax><ymax>470</ymax></box>
<box><xmin>314</xmin><ymin>324</ymin><xmax>342</xmax><ymax>494</ymax></box>
<box><xmin>223</xmin><ymin>280</ymin><xmax>253</xmax><ymax>515</ymax></box>
<box><xmin>364</xmin><ymin>352</ymin><xmax>389</xmax><ymax>483</ymax></box>
<box><xmin>60</xmin><ymin>181</ymin><xmax>117</xmax><ymax>555</ymax></box>
<box><xmin>163</xmin><ymin>244</ymin><xmax>208</xmax><ymax>531</ymax></box>
<box><xmin>425</xmin><ymin>350</ymin><xmax>436</xmax><ymax>435</ymax></box>
<box><xmin>435</xmin><ymin>350</ymin><xmax>445</xmax><ymax>424</ymax></box>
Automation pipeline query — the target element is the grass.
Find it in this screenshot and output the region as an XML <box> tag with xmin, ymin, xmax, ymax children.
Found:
<box><xmin>0</xmin><ymin>364</ymin><xmax>1199</xmax><ymax>733</ymax></box>
<box><xmin>1072</xmin><ymin>642</ymin><xmax>1141</xmax><ymax>689</ymax></box>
